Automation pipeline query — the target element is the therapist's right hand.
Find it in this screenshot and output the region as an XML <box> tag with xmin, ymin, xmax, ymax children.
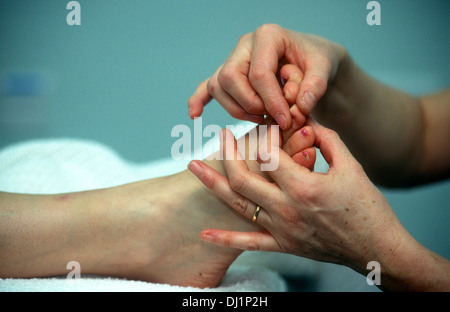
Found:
<box><xmin>188</xmin><ymin>24</ymin><xmax>347</xmax><ymax>130</ymax></box>
<box><xmin>191</xmin><ymin>118</ymin><xmax>414</xmax><ymax>286</ymax></box>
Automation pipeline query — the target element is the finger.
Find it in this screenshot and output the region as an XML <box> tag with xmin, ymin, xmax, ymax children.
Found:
<box><xmin>200</xmin><ymin>229</ymin><xmax>281</xmax><ymax>252</ymax></box>
<box><xmin>217</xmin><ymin>33</ymin><xmax>266</xmax><ymax>115</ymax></box>
<box><xmin>256</xmin><ymin>143</ymin><xmax>311</xmax><ymax>190</ymax></box>
<box><xmin>307</xmin><ymin>117</ymin><xmax>350</xmax><ymax>170</ymax></box>
<box><xmin>249</xmin><ymin>26</ymin><xmax>292</xmax><ymax>130</ymax></box>
<box><xmin>296</xmin><ymin>56</ymin><xmax>332</xmax><ymax>115</ymax></box>
<box><xmin>208</xmin><ymin>70</ymin><xmax>265</xmax><ymax>124</ymax></box>
<box><xmin>281</xmin><ymin>104</ymin><xmax>307</xmax><ymax>143</ymax></box>
<box><xmin>283</xmin><ymin>126</ymin><xmax>315</xmax><ymax>157</ymax></box>
<box><xmin>187</xmin><ymin>79</ymin><xmax>212</xmax><ymax>119</ymax></box>
<box><xmin>187</xmin><ymin>160</ymin><xmax>271</xmax><ymax>225</ymax></box>
<box><xmin>221</xmin><ymin>129</ymin><xmax>280</xmax><ymax>211</ymax></box>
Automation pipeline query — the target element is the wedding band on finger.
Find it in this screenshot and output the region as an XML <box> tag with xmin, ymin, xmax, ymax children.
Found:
<box><xmin>252</xmin><ymin>205</ymin><xmax>261</xmax><ymax>222</ymax></box>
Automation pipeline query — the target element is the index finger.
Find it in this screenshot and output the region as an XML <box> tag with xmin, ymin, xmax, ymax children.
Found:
<box><xmin>221</xmin><ymin>129</ymin><xmax>280</xmax><ymax>212</ymax></box>
<box><xmin>187</xmin><ymin>79</ymin><xmax>212</xmax><ymax>119</ymax></box>
<box><xmin>249</xmin><ymin>27</ymin><xmax>292</xmax><ymax>130</ymax></box>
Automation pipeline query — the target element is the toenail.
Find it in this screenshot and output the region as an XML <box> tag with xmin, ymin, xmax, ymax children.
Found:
<box><xmin>301</xmin><ymin>128</ymin><xmax>308</xmax><ymax>137</ymax></box>
<box><xmin>302</xmin><ymin>151</ymin><xmax>310</xmax><ymax>160</ymax></box>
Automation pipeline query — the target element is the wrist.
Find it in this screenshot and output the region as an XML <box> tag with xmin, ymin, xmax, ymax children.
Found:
<box><xmin>376</xmin><ymin>233</ymin><xmax>450</xmax><ymax>291</ymax></box>
<box><xmin>313</xmin><ymin>47</ymin><xmax>359</xmax><ymax>125</ymax></box>
<box><xmin>355</xmin><ymin>220</ymin><xmax>450</xmax><ymax>291</ymax></box>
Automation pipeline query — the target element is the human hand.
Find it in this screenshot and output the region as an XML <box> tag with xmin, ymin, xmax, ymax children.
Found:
<box><xmin>190</xmin><ymin>118</ymin><xmax>410</xmax><ymax>276</ymax></box>
<box><xmin>188</xmin><ymin>24</ymin><xmax>347</xmax><ymax>130</ymax></box>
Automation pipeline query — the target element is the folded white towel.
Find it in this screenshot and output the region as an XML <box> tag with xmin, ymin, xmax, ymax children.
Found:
<box><xmin>0</xmin><ymin>265</ymin><xmax>286</xmax><ymax>292</ymax></box>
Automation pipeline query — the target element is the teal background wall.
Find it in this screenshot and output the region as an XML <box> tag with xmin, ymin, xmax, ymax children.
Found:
<box><xmin>1</xmin><ymin>0</ymin><xmax>449</xmax><ymax>286</ymax></box>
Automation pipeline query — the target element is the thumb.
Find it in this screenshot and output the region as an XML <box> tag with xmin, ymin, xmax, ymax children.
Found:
<box><xmin>306</xmin><ymin>118</ymin><xmax>352</xmax><ymax>171</ymax></box>
<box><xmin>296</xmin><ymin>58</ymin><xmax>331</xmax><ymax>115</ymax></box>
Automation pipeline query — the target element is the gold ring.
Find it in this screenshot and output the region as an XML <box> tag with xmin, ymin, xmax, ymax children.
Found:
<box><xmin>252</xmin><ymin>205</ymin><xmax>261</xmax><ymax>222</ymax></box>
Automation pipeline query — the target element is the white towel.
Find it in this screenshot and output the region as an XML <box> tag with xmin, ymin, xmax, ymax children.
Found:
<box><xmin>0</xmin><ymin>265</ymin><xmax>287</xmax><ymax>292</ymax></box>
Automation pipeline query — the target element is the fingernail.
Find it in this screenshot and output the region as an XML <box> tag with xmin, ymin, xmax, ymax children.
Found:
<box><xmin>275</xmin><ymin>113</ymin><xmax>287</xmax><ymax>130</ymax></box>
<box><xmin>188</xmin><ymin>161</ymin><xmax>203</xmax><ymax>178</ymax></box>
<box><xmin>246</xmin><ymin>114</ymin><xmax>265</xmax><ymax>124</ymax></box>
<box><xmin>301</xmin><ymin>92</ymin><xmax>316</xmax><ymax>114</ymax></box>
<box><xmin>201</xmin><ymin>233</ymin><xmax>214</xmax><ymax>242</ymax></box>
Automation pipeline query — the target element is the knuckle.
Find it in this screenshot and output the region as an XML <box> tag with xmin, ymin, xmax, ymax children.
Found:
<box><xmin>288</xmin><ymin>182</ymin><xmax>316</xmax><ymax>203</ymax></box>
<box><xmin>229</xmin><ymin>173</ymin><xmax>247</xmax><ymax>193</ymax></box>
<box><xmin>248</xmin><ymin>66</ymin><xmax>268</xmax><ymax>85</ymax></box>
<box><xmin>220</xmin><ymin>233</ymin><xmax>232</xmax><ymax>248</ymax></box>
<box><xmin>217</xmin><ymin>66</ymin><xmax>235</xmax><ymax>89</ymax></box>
<box><xmin>279</xmin><ymin>206</ymin><xmax>301</xmax><ymax>226</ymax></box>
<box><xmin>307</xmin><ymin>74</ymin><xmax>328</xmax><ymax>96</ymax></box>
<box><xmin>246</xmin><ymin>238</ymin><xmax>259</xmax><ymax>251</ymax></box>
<box><xmin>243</xmin><ymin>97</ymin><xmax>265</xmax><ymax>114</ymax></box>
<box><xmin>237</xmin><ymin>32</ymin><xmax>252</xmax><ymax>44</ymax></box>
<box><xmin>324</xmin><ymin>128</ymin><xmax>340</xmax><ymax>141</ymax></box>
<box><xmin>206</xmin><ymin>80</ymin><xmax>216</xmax><ymax>96</ymax></box>
<box><xmin>230</xmin><ymin>196</ymin><xmax>250</xmax><ymax>215</ymax></box>
<box><xmin>256</xmin><ymin>23</ymin><xmax>281</xmax><ymax>35</ymax></box>
<box><xmin>263</xmin><ymin>94</ymin><xmax>283</xmax><ymax>113</ymax></box>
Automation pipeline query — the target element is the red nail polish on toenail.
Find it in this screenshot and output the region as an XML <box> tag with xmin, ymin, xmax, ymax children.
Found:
<box><xmin>301</xmin><ymin>128</ymin><xmax>308</xmax><ymax>137</ymax></box>
<box><xmin>302</xmin><ymin>151</ymin><xmax>310</xmax><ymax>160</ymax></box>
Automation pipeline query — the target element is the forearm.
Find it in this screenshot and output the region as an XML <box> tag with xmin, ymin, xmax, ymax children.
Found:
<box><xmin>416</xmin><ymin>88</ymin><xmax>450</xmax><ymax>183</ymax></box>
<box><xmin>313</xmin><ymin>52</ymin><xmax>424</xmax><ymax>187</ymax></box>
<box><xmin>374</xmin><ymin>231</ymin><xmax>450</xmax><ymax>291</ymax></box>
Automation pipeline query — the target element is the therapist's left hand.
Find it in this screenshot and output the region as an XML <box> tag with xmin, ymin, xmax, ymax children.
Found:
<box><xmin>190</xmin><ymin>118</ymin><xmax>413</xmax><ymax>276</ymax></box>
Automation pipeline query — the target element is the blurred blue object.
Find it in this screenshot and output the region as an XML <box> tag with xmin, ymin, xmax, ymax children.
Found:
<box><xmin>2</xmin><ymin>71</ymin><xmax>51</xmax><ymax>96</ymax></box>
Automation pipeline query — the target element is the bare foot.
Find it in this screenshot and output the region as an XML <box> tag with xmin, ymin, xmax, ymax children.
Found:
<box><xmin>111</xmin><ymin>171</ymin><xmax>260</xmax><ymax>288</ymax></box>
<box><xmin>101</xmin><ymin>124</ymin><xmax>317</xmax><ymax>288</ymax></box>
